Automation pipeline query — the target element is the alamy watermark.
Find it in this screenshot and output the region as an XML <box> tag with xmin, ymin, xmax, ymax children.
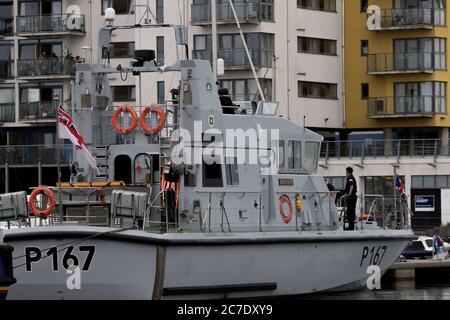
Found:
<box><xmin>170</xmin><ymin>121</ymin><xmax>281</xmax><ymax>176</ymax></box>
<box><xmin>366</xmin><ymin>265</ymin><xmax>381</xmax><ymax>290</ymax></box>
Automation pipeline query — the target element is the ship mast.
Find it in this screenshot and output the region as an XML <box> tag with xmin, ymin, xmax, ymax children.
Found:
<box><xmin>211</xmin><ymin>0</ymin><xmax>218</xmax><ymax>77</ymax></box>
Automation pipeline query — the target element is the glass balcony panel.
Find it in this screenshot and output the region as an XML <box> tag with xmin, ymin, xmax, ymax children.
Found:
<box><xmin>17</xmin><ymin>58</ymin><xmax>75</xmax><ymax>77</ymax></box>
<box><xmin>191</xmin><ymin>0</ymin><xmax>267</xmax><ymax>24</ymax></box>
<box><xmin>0</xmin><ymin>103</ymin><xmax>15</xmax><ymax>122</ymax></box>
<box><xmin>0</xmin><ymin>17</ymin><xmax>14</xmax><ymax>36</ymax></box>
<box><xmin>19</xmin><ymin>102</ymin><xmax>56</xmax><ymax>121</ymax></box>
<box><xmin>16</xmin><ymin>14</ymin><xmax>85</xmax><ymax>34</ymax></box>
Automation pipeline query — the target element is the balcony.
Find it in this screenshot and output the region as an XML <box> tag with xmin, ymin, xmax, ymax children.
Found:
<box><xmin>0</xmin><ymin>17</ymin><xmax>14</xmax><ymax>37</ymax></box>
<box><xmin>17</xmin><ymin>58</ymin><xmax>76</xmax><ymax>79</ymax></box>
<box><xmin>0</xmin><ymin>144</ymin><xmax>73</xmax><ymax>166</ymax></box>
<box><xmin>16</xmin><ymin>14</ymin><xmax>85</xmax><ymax>36</ymax></box>
<box><xmin>367</xmin><ymin>52</ymin><xmax>437</xmax><ymax>75</ymax></box>
<box><xmin>0</xmin><ymin>60</ymin><xmax>14</xmax><ymax>79</ymax></box>
<box><xmin>191</xmin><ymin>0</ymin><xmax>272</xmax><ymax>25</ymax></box>
<box><xmin>0</xmin><ymin>103</ymin><xmax>15</xmax><ymax>123</ymax></box>
<box><xmin>192</xmin><ymin>48</ymin><xmax>273</xmax><ymax>70</ymax></box>
<box><xmin>320</xmin><ymin>139</ymin><xmax>450</xmax><ymax>160</ymax></box>
<box><xmin>19</xmin><ymin>102</ymin><xmax>56</xmax><ymax>122</ymax></box>
<box><xmin>367</xmin><ymin>96</ymin><xmax>440</xmax><ymax>119</ymax></box>
<box><xmin>366</xmin><ymin>8</ymin><xmax>445</xmax><ymax>31</ymax></box>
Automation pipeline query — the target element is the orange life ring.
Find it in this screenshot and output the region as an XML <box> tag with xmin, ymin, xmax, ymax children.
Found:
<box><xmin>279</xmin><ymin>194</ymin><xmax>293</xmax><ymax>224</ymax></box>
<box><xmin>112</xmin><ymin>105</ymin><xmax>138</xmax><ymax>134</ymax></box>
<box><xmin>29</xmin><ymin>186</ymin><xmax>56</xmax><ymax>218</ymax></box>
<box><xmin>140</xmin><ymin>105</ymin><xmax>167</xmax><ymax>135</ymax></box>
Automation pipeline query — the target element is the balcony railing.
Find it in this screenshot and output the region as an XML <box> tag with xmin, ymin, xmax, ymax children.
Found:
<box><xmin>0</xmin><ymin>60</ymin><xmax>14</xmax><ymax>79</ymax></box>
<box><xmin>367</xmin><ymin>96</ymin><xmax>441</xmax><ymax>118</ymax></box>
<box><xmin>0</xmin><ymin>103</ymin><xmax>15</xmax><ymax>123</ymax></box>
<box><xmin>19</xmin><ymin>102</ymin><xmax>56</xmax><ymax>121</ymax></box>
<box><xmin>320</xmin><ymin>139</ymin><xmax>450</xmax><ymax>160</ymax></box>
<box><xmin>17</xmin><ymin>58</ymin><xmax>76</xmax><ymax>77</ymax></box>
<box><xmin>367</xmin><ymin>8</ymin><xmax>445</xmax><ymax>30</ymax></box>
<box><xmin>0</xmin><ymin>144</ymin><xmax>73</xmax><ymax>166</ymax></box>
<box><xmin>16</xmin><ymin>14</ymin><xmax>85</xmax><ymax>34</ymax></box>
<box><xmin>0</xmin><ymin>17</ymin><xmax>14</xmax><ymax>36</ymax></box>
<box><xmin>191</xmin><ymin>0</ymin><xmax>271</xmax><ymax>24</ymax></box>
<box><xmin>192</xmin><ymin>48</ymin><xmax>273</xmax><ymax>69</ymax></box>
<box><xmin>367</xmin><ymin>52</ymin><xmax>438</xmax><ymax>74</ymax></box>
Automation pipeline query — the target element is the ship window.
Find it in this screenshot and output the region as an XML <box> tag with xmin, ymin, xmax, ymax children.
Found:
<box><xmin>288</xmin><ymin>141</ymin><xmax>301</xmax><ymax>170</ymax></box>
<box><xmin>225</xmin><ymin>157</ymin><xmax>239</xmax><ymax>186</ymax></box>
<box><xmin>203</xmin><ymin>161</ymin><xmax>223</xmax><ymax>188</ymax></box>
<box><xmin>277</xmin><ymin>140</ymin><xmax>285</xmax><ymax>169</ymax></box>
<box><xmin>304</xmin><ymin>142</ymin><xmax>320</xmax><ymax>171</ymax></box>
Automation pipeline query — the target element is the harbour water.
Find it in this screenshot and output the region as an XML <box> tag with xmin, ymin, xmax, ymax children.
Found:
<box><xmin>305</xmin><ymin>286</ymin><xmax>450</xmax><ymax>300</ymax></box>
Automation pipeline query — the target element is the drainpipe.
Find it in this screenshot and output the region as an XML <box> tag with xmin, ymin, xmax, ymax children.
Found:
<box><xmin>341</xmin><ymin>0</ymin><xmax>346</xmax><ymax>129</ymax></box>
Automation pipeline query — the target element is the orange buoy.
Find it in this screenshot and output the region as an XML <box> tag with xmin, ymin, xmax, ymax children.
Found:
<box><xmin>140</xmin><ymin>105</ymin><xmax>167</xmax><ymax>135</ymax></box>
<box><xmin>29</xmin><ymin>186</ymin><xmax>56</xmax><ymax>218</ymax></box>
<box><xmin>112</xmin><ymin>105</ymin><xmax>138</xmax><ymax>134</ymax></box>
<box><xmin>279</xmin><ymin>194</ymin><xmax>293</xmax><ymax>224</ymax></box>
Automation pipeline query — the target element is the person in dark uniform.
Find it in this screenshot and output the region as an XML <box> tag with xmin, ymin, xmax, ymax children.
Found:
<box><xmin>344</xmin><ymin>167</ymin><xmax>357</xmax><ymax>231</ymax></box>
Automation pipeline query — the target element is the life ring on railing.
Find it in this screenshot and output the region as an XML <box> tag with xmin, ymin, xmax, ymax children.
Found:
<box><xmin>112</xmin><ymin>105</ymin><xmax>138</xmax><ymax>134</ymax></box>
<box><xmin>29</xmin><ymin>186</ymin><xmax>56</xmax><ymax>218</ymax></box>
<box><xmin>140</xmin><ymin>105</ymin><xmax>167</xmax><ymax>135</ymax></box>
<box><xmin>279</xmin><ymin>194</ymin><xmax>293</xmax><ymax>224</ymax></box>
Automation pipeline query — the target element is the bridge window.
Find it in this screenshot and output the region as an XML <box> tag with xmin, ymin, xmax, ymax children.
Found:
<box><xmin>225</xmin><ymin>157</ymin><xmax>239</xmax><ymax>186</ymax></box>
<box><xmin>304</xmin><ymin>142</ymin><xmax>320</xmax><ymax>171</ymax></box>
<box><xmin>288</xmin><ymin>140</ymin><xmax>301</xmax><ymax>170</ymax></box>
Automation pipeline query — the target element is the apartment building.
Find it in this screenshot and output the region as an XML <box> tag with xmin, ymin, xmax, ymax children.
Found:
<box><xmin>0</xmin><ymin>0</ymin><xmax>345</xmax><ymax>193</ymax></box>
<box><xmin>318</xmin><ymin>0</ymin><xmax>450</xmax><ymax>234</ymax></box>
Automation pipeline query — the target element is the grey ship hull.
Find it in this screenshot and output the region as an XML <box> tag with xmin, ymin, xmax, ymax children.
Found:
<box><xmin>4</xmin><ymin>226</ymin><xmax>414</xmax><ymax>300</ymax></box>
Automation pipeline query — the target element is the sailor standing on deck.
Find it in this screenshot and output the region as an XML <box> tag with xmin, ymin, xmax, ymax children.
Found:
<box><xmin>344</xmin><ymin>167</ymin><xmax>357</xmax><ymax>231</ymax></box>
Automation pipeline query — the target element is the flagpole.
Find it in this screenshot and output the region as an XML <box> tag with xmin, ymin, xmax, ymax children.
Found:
<box><xmin>393</xmin><ymin>165</ymin><xmax>397</xmax><ymax>227</ymax></box>
<box><xmin>54</xmin><ymin>94</ymin><xmax>63</xmax><ymax>225</ymax></box>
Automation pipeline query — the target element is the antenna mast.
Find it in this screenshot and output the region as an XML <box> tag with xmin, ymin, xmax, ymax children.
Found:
<box><xmin>228</xmin><ymin>0</ymin><xmax>265</xmax><ymax>102</ymax></box>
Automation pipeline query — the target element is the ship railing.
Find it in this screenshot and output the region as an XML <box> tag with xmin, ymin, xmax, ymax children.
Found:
<box><xmin>142</xmin><ymin>189</ymin><xmax>178</xmax><ymax>233</ymax></box>
<box><xmin>338</xmin><ymin>194</ymin><xmax>410</xmax><ymax>230</ymax></box>
<box><xmin>196</xmin><ymin>190</ymin><xmax>339</xmax><ymax>233</ymax></box>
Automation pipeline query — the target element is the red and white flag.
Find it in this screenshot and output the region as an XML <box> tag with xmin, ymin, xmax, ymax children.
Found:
<box><xmin>58</xmin><ymin>106</ymin><xmax>100</xmax><ymax>174</ymax></box>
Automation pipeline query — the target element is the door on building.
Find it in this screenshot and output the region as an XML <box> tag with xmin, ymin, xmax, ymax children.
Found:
<box><xmin>410</xmin><ymin>188</ymin><xmax>441</xmax><ymax>234</ymax></box>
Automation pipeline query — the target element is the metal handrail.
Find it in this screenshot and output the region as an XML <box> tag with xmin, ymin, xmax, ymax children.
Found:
<box><xmin>16</xmin><ymin>14</ymin><xmax>86</xmax><ymax>33</ymax></box>
<box><xmin>320</xmin><ymin>139</ymin><xmax>450</xmax><ymax>160</ymax></box>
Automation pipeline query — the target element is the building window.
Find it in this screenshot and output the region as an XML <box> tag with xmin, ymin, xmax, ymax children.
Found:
<box><xmin>394</xmin><ymin>81</ymin><xmax>446</xmax><ymax>114</ymax></box>
<box><xmin>297</xmin><ymin>0</ymin><xmax>336</xmax><ymax>12</ymax></box>
<box><xmin>157</xmin><ymin>81</ymin><xmax>165</xmax><ymax>105</ymax></box>
<box><xmin>219</xmin><ymin>78</ymin><xmax>272</xmax><ymax>102</ymax></box>
<box><xmin>102</xmin><ymin>0</ymin><xmax>133</xmax><ymax>15</ymax></box>
<box><xmin>360</xmin><ymin>0</ymin><xmax>368</xmax><ymax>12</ymax></box>
<box><xmin>112</xmin><ymin>85</ymin><xmax>136</xmax><ymax>102</ymax></box>
<box><xmin>324</xmin><ymin>177</ymin><xmax>346</xmax><ymax>191</ymax></box>
<box><xmin>411</xmin><ymin>175</ymin><xmax>450</xmax><ymax>189</ymax></box>
<box><xmin>394</xmin><ymin>38</ymin><xmax>446</xmax><ymax>71</ymax></box>
<box><xmin>361</xmin><ymin>83</ymin><xmax>369</xmax><ymax>100</ymax></box>
<box><xmin>298</xmin><ymin>81</ymin><xmax>338</xmax><ymax>99</ymax></box>
<box><xmin>156</xmin><ymin>36</ymin><xmax>164</xmax><ymax>66</ymax></box>
<box><xmin>156</xmin><ymin>0</ymin><xmax>164</xmax><ymax>23</ymax></box>
<box><xmin>102</xmin><ymin>42</ymin><xmax>135</xmax><ymax>59</ymax></box>
<box><xmin>261</xmin><ymin>0</ymin><xmax>274</xmax><ymax>20</ymax></box>
<box><xmin>297</xmin><ymin>37</ymin><xmax>337</xmax><ymax>56</ymax></box>
<box><xmin>361</xmin><ymin>40</ymin><xmax>368</xmax><ymax>56</ymax></box>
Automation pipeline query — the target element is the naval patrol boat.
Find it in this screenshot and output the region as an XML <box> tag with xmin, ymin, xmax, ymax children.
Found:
<box><xmin>0</xmin><ymin>10</ymin><xmax>414</xmax><ymax>300</ymax></box>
